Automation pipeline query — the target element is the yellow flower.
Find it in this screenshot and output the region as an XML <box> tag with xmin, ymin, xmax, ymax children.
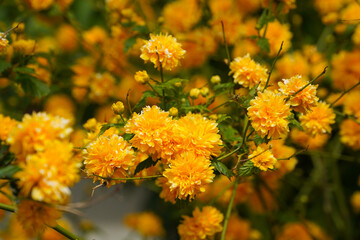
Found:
<box><xmin>83</xmin><ymin>134</ymin><xmax>135</xmax><ymax>186</ymax></box>
<box><xmin>278</xmin><ymin>75</ymin><xmax>318</xmax><ymax>113</ymax></box>
<box><xmin>0</xmin><ymin>114</ymin><xmax>17</xmax><ymax>141</ymax></box>
<box><xmin>343</xmin><ymin>90</ymin><xmax>360</xmax><ymax>119</ymax></box>
<box><xmin>300</xmin><ymin>102</ymin><xmax>335</xmax><ymax>136</ymax></box>
<box><xmin>15</xmin><ymin>141</ymin><xmax>80</xmax><ymax>204</ymax></box>
<box><xmin>169</xmin><ymin>107</ymin><xmax>178</xmax><ymax>117</ymax></box>
<box><xmin>270</xmin><ymin>139</ymin><xmax>298</xmax><ymax>175</ymax></box>
<box><xmin>125</xmin><ymin>106</ymin><xmax>177</xmax><ymax>162</ymax></box>
<box><xmin>351</xmin><ymin>191</ymin><xmax>360</xmax><ymax>213</ymax></box>
<box><xmin>83</xmin><ymin>26</ymin><xmax>108</xmax><ymax>46</ymax></box>
<box><xmin>262</xmin><ymin>20</ymin><xmax>292</xmax><ymax>56</ymax></box>
<box><xmin>134</xmin><ymin>70</ymin><xmax>149</xmax><ymax>84</ymax></box>
<box><xmin>290</xmin><ymin>128</ymin><xmax>329</xmax><ymax>150</ymax></box>
<box><xmin>275</xmin><ymin>52</ymin><xmax>310</xmax><ymax>79</ymax></box>
<box><xmin>163</xmin><ymin>151</ymin><xmax>215</xmax><ymax>200</ymax></box>
<box><xmin>140</xmin><ymin>33</ymin><xmax>186</xmax><ymax>71</ymax></box>
<box><xmin>247</xmin><ymin>90</ymin><xmax>291</xmax><ymax>139</ymax></box>
<box><xmin>225</xmin><ymin>215</ymin><xmax>251</xmax><ymax>240</ymax></box>
<box><xmin>249</xmin><ymin>145</ymin><xmax>277</xmax><ymax>171</ymax></box>
<box><xmin>41</xmin><ymin>218</ymin><xmax>73</xmax><ymax>240</ymax></box>
<box><xmin>276</xmin><ymin>223</ymin><xmax>313</xmax><ymax>240</ymax></box>
<box><xmin>111</xmin><ymin>101</ymin><xmax>125</xmax><ymax>114</ymax></box>
<box><xmin>44</xmin><ymin>94</ymin><xmax>75</xmax><ymax>123</ymax></box>
<box><xmin>12</xmin><ymin>39</ymin><xmax>37</xmax><ymax>55</ymax></box>
<box><xmin>89</xmin><ymin>72</ymin><xmax>116</xmax><ymax>103</ymax></box>
<box><xmin>331</xmin><ymin>50</ymin><xmax>360</xmax><ymax>90</ymax></box>
<box><xmin>7</xmin><ymin>112</ymin><xmax>72</xmax><ymax>162</ymax></box>
<box><xmin>56</xmin><ymin>24</ymin><xmax>78</xmax><ymax>52</ymax></box>
<box><xmin>162</xmin><ymin>0</ymin><xmax>202</xmax><ymax>33</ymax></box>
<box><xmin>124</xmin><ymin>212</ymin><xmax>165</xmax><ymax>237</ymax></box>
<box><xmin>353</xmin><ymin>24</ymin><xmax>360</xmax><ymax>45</ymax></box>
<box><xmin>0</xmin><ymin>33</ymin><xmax>9</xmax><ymax>53</ymax></box>
<box><xmin>25</xmin><ymin>0</ymin><xmax>54</xmax><ymax>10</ymax></box>
<box><xmin>340</xmin><ymin>119</ymin><xmax>360</xmax><ymax>150</ymax></box>
<box><xmin>16</xmin><ymin>200</ymin><xmax>62</xmax><ymax>237</ymax></box>
<box><xmin>229</xmin><ymin>54</ymin><xmax>268</xmax><ymax>89</ymax></box>
<box><xmin>178</xmin><ymin>206</ymin><xmax>223</xmax><ymax>240</ymax></box>
<box><xmin>174</xmin><ymin>113</ymin><xmax>223</xmax><ymax>158</ymax></box>
<box><xmin>156</xmin><ymin>176</ymin><xmax>177</xmax><ymax>204</ymax></box>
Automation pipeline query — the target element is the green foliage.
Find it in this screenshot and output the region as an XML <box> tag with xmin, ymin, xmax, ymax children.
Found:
<box><xmin>0</xmin><ymin>60</ymin><xmax>11</xmax><ymax>73</ymax></box>
<box><xmin>212</xmin><ymin>160</ymin><xmax>234</xmax><ymax>179</ymax></box>
<box><xmin>134</xmin><ymin>157</ymin><xmax>157</xmax><ymax>175</ymax></box>
<box><xmin>238</xmin><ymin>160</ymin><xmax>260</xmax><ymax>177</ymax></box>
<box><xmin>98</xmin><ymin>123</ymin><xmax>126</xmax><ymax>137</ymax></box>
<box><xmin>15</xmin><ymin>73</ymin><xmax>50</xmax><ymax>98</ymax></box>
<box><xmin>0</xmin><ymin>165</ymin><xmax>20</xmax><ymax>178</ymax></box>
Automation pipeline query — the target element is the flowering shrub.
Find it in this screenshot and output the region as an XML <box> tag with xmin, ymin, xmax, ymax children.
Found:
<box><xmin>0</xmin><ymin>0</ymin><xmax>359</xmax><ymax>239</ymax></box>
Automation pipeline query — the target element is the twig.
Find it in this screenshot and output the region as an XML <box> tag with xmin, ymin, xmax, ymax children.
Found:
<box><xmin>262</xmin><ymin>41</ymin><xmax>283</xmax><ymax>92</ymax></box>
<box><xmin>330</xmin><ymin>81</ymin><xmax>360</xmax><ymax>107</ymax></box>
<box><xmin>221</xmin><ymin>21</ymin><xmax>231</xmax><ymax>65</ymax></box>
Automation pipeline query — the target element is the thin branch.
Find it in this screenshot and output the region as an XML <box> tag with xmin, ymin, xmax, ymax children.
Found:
<box><xmin>221</xmin><ymin>21</ymin><xmax>231</xmax><ymax>65</ymax></box>
<box><xmin>93</xmin><ymin>174</ymin><xmax>163</xmax><ymax>181</ymax></box>
<box><xmin>330</xmin><ymin>81</ymin><xmax>360</xmax><ymax>107</ymax></box>
<box><xmin>276</xmin><ymin>147</ymin><xmax>308</xmax><ymax>160</ymax></box>
<box><xmin>262</xmin><ymin>41</ymin><xmax>283</xmax><ymax>92</ymax></box>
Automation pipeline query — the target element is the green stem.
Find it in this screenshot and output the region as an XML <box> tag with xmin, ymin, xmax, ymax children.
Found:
<box><xmin>262</xmin><ymin>0</ymin><xmax>273</xmax><ymax>39</ymax></box>
<box><xmin>0</xmin><ymin>203</ymin><xmax>82</xmax><ymax>240</ymax></box>
<box><xmin>53</xmin><ymin>225</ymin><xmax>83</xmax><ymax>240</ymax></box>
<box><xmin>221</xmin><ymin>21</ymin><xmax>231</xmax><ymax>65</ymax></box>
<box><xmin>220</xmin><ymin>177</ymin><xmax>239</xmax><ymax>240</ymax></box>
<box><xmin>155</xmin><ymin>48</ymin><xmax>166</xmax><ymax>110</ymax></box>
<box><xmin>330</xmin><ymin>81</ymin><xmax>360</xmax><ymax>107</ymax></box>
<box><xmin>262</xmin><ymin>41</ymin><xmax>283</xmax><ymax>92</ymax></box>
<box><xmin>94</xmin><ymin>174</ymin><xmax>163</xmax><ymax>181</ymax></box>
<box><xmin>333</xmin><ymin>109</ymin><xmax>360</xmax><ymax>125</ymax></box>
<box><xmin>146</xmin><ymin>81</ymin><xmax>161</xmax><ymax>97</ymax></box>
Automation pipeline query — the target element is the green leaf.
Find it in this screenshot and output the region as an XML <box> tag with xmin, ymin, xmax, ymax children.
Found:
<box><xmin>133</xmin><ymin>90</ymin><xmax>157</xmax><ymax>112</ymax></box>
<box><xmin>256</xmin><ymin>9</ymin><xmax>268</xmax><ymax>30</ymax></box>
<box><xmin>221</xmin><ymin>126</ymin><xmax>243</xmax><ymax>143</ymax></box>
<box><xmin>132</xmin><ymin>25</ymin><xmax>148</xmax><ymax>33</ymax></box>
<box><xmin>212</xmin><ymin>160</ymin><xmax>234</xmax><ymax>179</ymax></box>
<box><xmin>216</xmin><ymin>114</ymin><xmax>231</xmax><ymax>124</ymax></box>
<box><xmin>0</xmin><ymin>165</ymin><xmax>21</xmax><ymax>178</ymax></box>
<box><xmin>124</xmin><ymin>36</ymin><xmax>138</xmax><ymax>53</ymax></box>
<box><xmin>134</xmin><ymin>157</ymin><xmax>157</xmax><ymax>175</ymax></box>
<box><xmin>0</xmin><ymin>60</ymin><xmax>11</xmax><ymax>73</ymax></box>
<box><xmin>16</xmin><ymin>74</ymin><xmax>50</xmax><ymax>98</ymax></box>
<box><xmin>288</xmin><ymin>114</ymin><xmax>303</xmax><ymax>130</ymax></box>
<box><xmin>213</xmin><ymin>82</ymin><xmax>235</xmax><ymax>94</ymax></box>
<box><xmin>238</xmin><ymin>160</ymin><xmax>254</xmax><ymax>177</ymax></box>
<box><xmin>14</xmin><ymin>67</ymin><xmax>35</xmax><ymax>74</ymax></box>
<box><xmin>257</xmin><ymin>38</ymin><xmax>270</xmax><ymax>53</ymax></box>
<box><xmin>156</xmin><ymin>78</ymin><xmax>188</xmax><ymax>90</ymax></box>
<box><xmin>253</xmin><ymin>133</ymin><xmax>267</xmax><ymax>146</ymax></box>
<box><xmin>182</xmin><ymin>105</ymin><xmax>211</xmax><ymax>113</ymax></box>
<box><xmin>98</xmin><ymin>123</ymin><xmax>125</xmax><ymax>137</ymax></box>
<box><xmin>123</xmin><ymin>133</ymin><xmax>134</xmax><ymax>141</ymax></box>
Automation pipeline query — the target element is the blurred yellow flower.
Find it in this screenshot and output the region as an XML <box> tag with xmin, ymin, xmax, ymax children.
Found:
<box><xmin>225</xmin><ymin>215</ymin><xmax>251</xmax><ymax>240</ymax></box>
<box><xmin>340</xmin><ymin>119</ymin><xmax>360</xmax><ymax>150</ymax></box>
<box><xmin>124</xmin><ymin>212</ymin><xmax>165</xmax><ymax>237</ymax></box>
<box><xmin>290</xmin><ymin>128</ymin><xmax>329</xmax><ymax>150</ymax></box>
<box><xmin>0</xmin><ymin>114</ymin><xmax>17</xmax><ymax>141</ymax></box>
<box><xmin>262</xmin><ymin>20</ymin><xmax>292</xmax><ymax>56</ymax></box>
<box><xmin>89</xmin><ymin>72</ymin><xmax>116</xmax><ymax>103</ymax></box>
<box><xmin>134</xmin><ymin>70</ymin><xmax>149</xmax><ymax>84</ymax></box>
<box><xmin>140</xmin><ymin>33</ymin><xmax>186</xmax><ymax>71</ymax></box>
<box><xmin>249</xmin><ymin>145</ymin><xmax>277</xmax><ymax>171</ymax></box>
<box><xmin>178</xmin><ymin>206</ymin><xmax>223</xmax><ymax>240</ymax></box>
<box><xmin>331</xmin><ymin>50</ymin><xmax>360</xmax><ymax>90</ymax></box>
<box><xmin>16</xmin><ymin>200</ymin><xmax>61</xmax><ymax>237</ymax></box>
<box><xmin>0</xmin><ymin>33</ymin><xmax>9</xmax><ymax>53</ymax></box>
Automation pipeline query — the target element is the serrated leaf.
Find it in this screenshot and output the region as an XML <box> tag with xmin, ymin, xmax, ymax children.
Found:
<box><xmin>212</xmin><ymin>160</ymin><xmax>234</xmax><ymax>179</ymax></box>
<box><xmin>222</xmin><ymin>126</ymin><xmax>243</xmax><ymax>142</ymax></box>
<box><xmin>257</xmin><ymin>38</ymin><xmax>270</xmax><ymax>52</ymax></box>
<box><xmin>124</xmin><ymin>36</ymin><xmax>138</xmax><ymax>53</ymax></box>
<box><xmin>217</xmin><ymin>115</ymin><xmax>231</xmax><ymax>124</ymax></box>
<box><xmin>0</xmin><ymin>60</ymin><xmax>11</xmax><ymax>73</ymax></box>
<box><xmin>16</xmin><ymin>74</ymin><xmax>50</xmax><ymax>98</ymax></box>
<box><xmin>238</xmin><ymin>160</ymin><xmax>254</xmax><ymax>177</ymax></box>
<box><xmin>134</xmin><ymin>157</ymin><xmax>157</xmax><ymax>175</ymax></box>
<box><xmin>0</xmin><ymin>165</ymin><xmax>21</xmax><ymax>178</ymax></box>
<box><xmin>98</xmin><ymin>123</ymin><xmax>125</xmax><ymax>137</ymax></box>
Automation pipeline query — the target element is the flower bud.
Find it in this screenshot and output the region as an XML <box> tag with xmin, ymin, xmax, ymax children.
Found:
<box><xmin>83</xmin><ymin>118</ymin><xmax>97</xmax><ymax>130</ymax></box>
<box><xmin>209</xmin><ymin>114</ymin><xmax>218</xmax><ymax>120</ymax></box>
<box><xmin>200</xmin><ymin>87</ymin><xmax>210</xmax><ymax>97</ymax></box>
<box><xmin>169</xmin><ymin>107</ymin><xmax>178</xmax><ymax>117</ymax></box>
<box><xmin>210</xmin><ymin>75</ymin><xmax>221</xmax><ymax>84</ymax></box>
<box><xmin>112</xmin><ymin>101</ymin><xmax>125</xmax><ymax>114</ymax></box>
<box><xmin>189</xmin><ymin>88</ymin><xmax>200</xmax><ymax>99</ymax></box>
<box><xmin>134</xmin><ymin>70</ymin><xmax>149</xmax><ymax>84</ymax></box>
